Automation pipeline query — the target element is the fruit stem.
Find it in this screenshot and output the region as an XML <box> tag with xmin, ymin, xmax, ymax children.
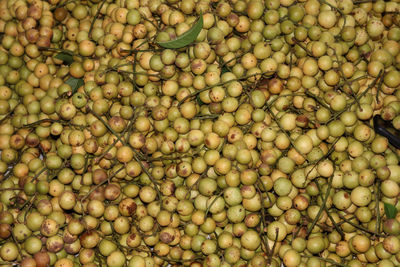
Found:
<box><xmin>104</xmin><ymin>236</ymin><xmax>204</xmax><ymax>264</ymax></box>
<box><xmin>375</xmin><ymin>69</ymin><xmax>385</xmax><ymax>102</ymax></box>
<box><xmin>148</xmin><ymin>153</ymin><xmax>200</xmax><ymax>162</ymax></box>
<box><xmin>178</xmin><ymin>71</ymin><xmax>269</xmax><ymax>106</ymax></box>
<box><xmin>306</xmin><ymin>175</ymin><xmax>333</xmax><ymax>237</ymax></box>
<box><xmin>81</xmin><ymin>166</ymin><xmax>125</xmax><ymax>203</ymax></box>
<box><xmin>88</xmin><ymin>0</ymin><xmax>109</xmax><ymax>39</ymax></box>
<box><xmin>264</xmin><ymin>93</ymin><xmax>306</xmax><ymax>110</ymax></box>
<box><xmin>319</xmin><ymin>0</ymin><xmax>345</xmax><ymax>17</ymax></box>
<box><xmin>87</xmin><ymin>107</ymin><xmax>127</xmax><ymax>145</ymax></box>
<box><xmin>310</xmin><ymin>181</ymin><xmax>345</xmax><ymax>239</ymax></box>
<box><xmin>349</xmin><ymin>74</ymin><xmax>369</xmax><ymax>84</ymax></box>
<box><xmin>305</xmin><ymin>90</ymin><xmax>332</xmax><ymax>110</ymax></box>
<box><xmin>304</xmin><ymin>137</ymin><xmax>340</xmax><ymax>174</ymax></box>
<box><xmin>302</xmin><ymin>255</ymin><xmax>348</xmax><ymax>267</ymax></box>
<box><xmin>17</xmin><ymin>118</ymin><xmax>85</xmax><ymax>130</ymax></box>
<box><xmin>329</xmin><ymin>45</ymin><xmax>360</xmax><ymax>107</ymax></box>
<box><xmin>0</xmin><ymin>112</ymin><xmax>12</xmax><ymax>125</ymax></box>
<box><xmin>184</xmin><ymin>139</ymin><xmax>224</xmax><ymax>200</ymax></box>
<box><xmin>32</xmin><ymin>167</ymin><xmax>48</xmax><ymax>182</ymax></box>
<box><xmin>270</xmin><ymin>228</ymin><xmax>279</xmax><ymax>259</ymax></box>
<box><xmin>292</xmin><ymin>39</ymin><xmax>313</xmax><ymax>57</ymax></box>
<box><xmin>193</xmin><ymin>114</ymin><xmax>219</xmax><ymax>119</ymax></box>
<box><xmin>0</xmin><ymin>187</ymin><xmax>24</xmax><ymax>191</ymax></box>
<box><xmin>337</xmin><ymin>213</ymin><xmax>386</xmax><ymax>237</ymax></box>
<box><xmin>204</xmin><ymin>191</ymin><xmax>224</xmax><ymax>220</ymax></box>
<box><xmin>323</xmin><ymin>207</ymin><xmax>345</xmax><ymax>239</ymax></box>
<box><xmin>37</xmin><ymin>46</ymin><xmax>78</xmax><ymax>56</ymax></box>
<box><xmin>50</xmin><ymin>0</ymin><xmax>78</xmax><ymax>10</ymax></box>
<box><xmin>375</xmin><ymin>181</ymin><xmax>382</xmax><ymax>236</ymax></box>
<box><xmin>119</xmin><ymin>70</ymin><xmax>165</xmax><ymax>78</ymax></box>
<box><xmin>330</xmin><ymin>70</ymin><xmax>383</xmax><ymax>123</ymax></box>
<box><xmin>354</xmin><ymin>0</ymin><xmax>379</xmax><ymax>3</ymax></box>
<box><xmin>82</xmin><ymin>154</ymin><xmax>94</xmax><ymax>174</ymax></box>
<box><xmin>264</xmin><ymin>104</ymin><xmax>307</xmax><ymax>160</ymax></box>
<box><xmin>220</xmin><ymin>54</ymin><xmax>243</xmax><ymax>69</ymax></box>
<box><xmin>0</xmin><ymin>261</ymin><xmax>19</xmax><ymax>265</ymax></box>
<box><xmin>10</xmin><ymin>230</ymin><xmax>23</xmax><ymax>260</ymax></box>
<box><xmin>255</xmin><ymin>184</ymin><xmax>272</xmax><ymax>258</ymax></box>
<box><xmin>142</xmin><ymin>16</ymin><xmax>160</xmax><ymax>31</ymax></box>
<box><xmin>94</xmin><ymin>248</ymin><xmax>105</xmax><ymax>267</ymax></box>
<box><xmin>96</xmin><ymin>109</ymin><xmax>140</xmax><ymax>163</ymax></box>
<box><xmin>132</xmin><ymin>152</ymin><xmax>163</xmax><ymax>203</ymax></box>
<box><xmin>23</xmin><ymin>193</ymin><xmax>37</xmax><ymax>223</ymax></box>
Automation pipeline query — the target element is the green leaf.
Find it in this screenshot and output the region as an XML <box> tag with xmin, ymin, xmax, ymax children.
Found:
<box><xmin>55</xmin><ymin>52</ymin><xmax>74</xmax><ymax>65</ymax></box>
<box><xmin>66</xmin><ymin>77</ymin><xmax>84</xmax><ymax>93</ymax></box>
<box><xmin>384</xmin><ymin>202</ymin><xmax>398</xmax><ymax>219</ymax></box>
<box><xmin>196</xmin><ymin>94</ymin><xmax>204</xmax><ymax>106</ymax></box>
<box><xmin>157</xmin><ymin>14</ymin><xmax>203</xmax><ymax>49</ymax></box>
<box><xmin>221</xmin><ymin>66</ymin><xmax>229</xmax><ymax>74</ymax></box>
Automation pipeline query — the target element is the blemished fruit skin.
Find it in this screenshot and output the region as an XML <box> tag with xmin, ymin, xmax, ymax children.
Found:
<box><xmin>0</xmin><ymin>0</ymin><xmax>400</xmax><ymax>266</ymax></box>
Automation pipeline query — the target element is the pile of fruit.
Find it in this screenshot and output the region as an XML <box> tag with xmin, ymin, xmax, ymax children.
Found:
<box><xmin>0</xmin><ymin>0</ymin><xmax>400</xmax><ymax>266</ymax></box>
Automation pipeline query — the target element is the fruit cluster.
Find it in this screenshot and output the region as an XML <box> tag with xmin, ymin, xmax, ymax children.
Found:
<box><xmin>0</xmin><ymin>0</ymin><xmax>400</xmax><ymax>266</ymax></box>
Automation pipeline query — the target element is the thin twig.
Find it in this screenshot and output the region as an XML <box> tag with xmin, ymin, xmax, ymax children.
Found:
<box><xmin>337</xmin><ymin>213</ymin><xmax>386</xmax><ymax>237</ymax></box>
<box><xmin>302</xmin><ymin>255</ymin><xmax>348</xmax><ymax>267</ymax></box>
<box><xmin>81</xmin><ymin>166</ymin><xmax>125</xmax><ymax>203</ymax></box>
<box><xmin>306</xmin><ymin>176</ymin><xmax>333</xmax><ymax>237</ymax></box>
<box><xmin>305</xmin><ymin>90</ymin><xmax>331</xmax><ymax>110</ymax></box>
<box><xmin>0</xmin><ymin>187</ymin><xmax>24</xmax><ymax>191</ymax></box>
<box><xmin>88</xmin><ymin>0</ymin><xmax>108</xmax><ymax>38</ymax></box>
<box><xmin>178</xmin><ymin>71</ymin><xmax>267</xmax><ymax>106</ymax></box>
<box><xmin>375</xmin><ymin>181</ymin><xmax>382</xmax><ymax>237</ymax></box>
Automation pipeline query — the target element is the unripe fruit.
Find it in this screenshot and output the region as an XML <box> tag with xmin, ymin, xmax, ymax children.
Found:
<box><xmin>267</xmin><ymin>221</ymin><xmax>287</xmax><ymax>241</ymax></box>
<box><xmin>351</xmin><ymin>186</ymin><xmax>372</xmax><ymax>207</ymax></box>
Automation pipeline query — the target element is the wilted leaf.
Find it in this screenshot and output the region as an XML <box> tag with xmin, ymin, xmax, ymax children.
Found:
<box><xmin>66</xmin><ymin>77</ymin><xmax>84</xmax><ymax>93</ymax></box>
<box><xmin>157</xmin><ymin>14</ymin><xmax>203</xmax><ymax>49</ymax></box>
<box><xmin>384</xmin><ymin>202</ymin><xmax>398</xmax><ymax>219</ymax></box>
<box><xmin>55</xmin><ymin>52</ymin><xmax>74</xmax><ymax>65</ymax></box>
